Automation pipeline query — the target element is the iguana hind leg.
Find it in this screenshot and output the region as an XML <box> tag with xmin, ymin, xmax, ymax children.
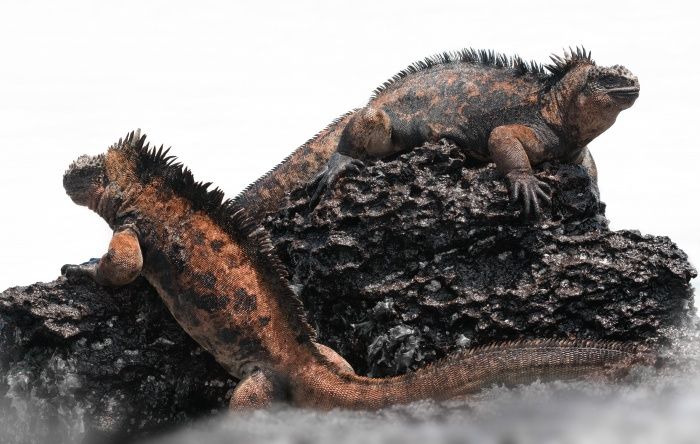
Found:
<box><xmin>229</xmin><ymin>369</ymin><xmax>289</xmax><ymax>410</ymax></box>
<box><xmin>338</xmin><ymin>106</ymin><xmax>395</xmax><ymax>159</ymax></box>
<box><xmin>307</xmin><ymin>152</ymin><xmax>364</xmax><ymax>206</ymax></box>
<box><xmin>61</xmin><ymin>225</ymin><xmax>142</xmax><ymax>286</ymax></box>
<box><xmin>315</xmin><ymin>343</ymin><xmax>355</xmax><ymax>374</ymax></box>
<box><xmin>308</xmin><ymin>107</ymin><xmax>396</xmax><ymax>206</ymax></box>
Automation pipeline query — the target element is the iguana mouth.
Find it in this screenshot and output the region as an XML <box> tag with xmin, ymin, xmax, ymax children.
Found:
<box><xmin>607</xmin><ymin>86</ymin><xmax>640</xmax><ymax>99</ymax></box>
<box><xmin>63</xmin><ymin>154</ymin><xmax>106</xmax><ymax>207</ymax></box>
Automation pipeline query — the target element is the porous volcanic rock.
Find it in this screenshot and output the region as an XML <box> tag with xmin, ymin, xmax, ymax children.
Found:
<box><xmin>264</xmin><ymin>140</ymin><xmax>697</xmax><ymax>376</ymax></box>
<box><xmin>0</xmin><ymin>278</ymin><xmax>235</xmax><ymax>444</ymax></box>
<box><xmin>0</xmin><ymin>140</ymin><xmax>695</xmax><ymax>443</ymax></box>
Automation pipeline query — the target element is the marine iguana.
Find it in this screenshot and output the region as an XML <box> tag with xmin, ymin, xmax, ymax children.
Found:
<box><xmin>61</xmin><ymin>131</ymin><xmax>653</xmax><ymax>409</ymax></box>
<box><xmin>236</xmin><ymin>47</ymin><xmax>639</xmax><ymax>220</ymax></box>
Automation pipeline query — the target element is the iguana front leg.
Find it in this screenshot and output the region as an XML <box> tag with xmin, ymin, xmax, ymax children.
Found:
<box><xmin>574</xmin><ymin>145</ymin><xmax>598</xmax><ymax>183</ymax></box>
<box><xmin>61</xmin><ymin>225</ymin><xmax>143</xmax><ymax>286</ymax></box>
<box><xmin>572</xmin><ymin>145</ymin><xmax>600</xmax><ymax>200</ymax></box>
<box><xmin>488</xmin><ymin>125</ymin><xmax>552</xmax><ymax>217</ymax></box>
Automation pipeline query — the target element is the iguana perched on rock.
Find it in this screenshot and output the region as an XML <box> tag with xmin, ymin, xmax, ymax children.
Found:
<box><xmin>61</xmin><ymin>131</ymin><xmax>653</xmax><ymax>409</ymax></box>
<box><xmin>236</xmin><ymin>47</ymin><xmax>639</xmax><ymax>220</ymax></box>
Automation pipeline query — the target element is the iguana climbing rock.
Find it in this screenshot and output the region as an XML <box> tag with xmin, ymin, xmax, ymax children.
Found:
<box><xmin>61</xmin><ymin>132</ymin><xmax>653</xmax><ymax>409</ymax></box>
<box><xmin>236</xmin><ymin>47</ymin><xmax>639</xmax><ymax>220</ymax></box>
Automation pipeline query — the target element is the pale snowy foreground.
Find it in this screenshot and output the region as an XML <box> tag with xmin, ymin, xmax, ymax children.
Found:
<box><xmin>146</xmin><ymin>329</ymin><xmax>700</xmax><ymax>444</ymax></box>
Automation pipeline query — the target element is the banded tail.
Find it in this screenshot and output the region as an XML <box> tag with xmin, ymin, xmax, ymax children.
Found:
<box><xmin>289</xmin><ymin>339</ymin><xmax>654</xmax><ymax>409</ymax></box>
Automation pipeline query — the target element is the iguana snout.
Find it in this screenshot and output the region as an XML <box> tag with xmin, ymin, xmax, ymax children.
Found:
<box><xmin>561</xmin><ymin>62</ymin><xmax>639</xmax><ymax>146</ymax></box>
<box><xmin>587</xmin><ymin>64</ymin><xmax>640</xmax><ymax>109</ymax></box>
<box><xmin>63</xmin><ymin>153</ymin><xmax>106</xmax><ymax>208</ymax></box>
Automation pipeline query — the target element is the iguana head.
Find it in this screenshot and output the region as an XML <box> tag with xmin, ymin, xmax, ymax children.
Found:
<box><xmin>64</xmin><ymin>130</ymin><xmax>145</xmax><ymax>217</ymax></box>
<box><xmin>63</xmin><ymin>153</ymin><xmax>108</xmax><ymax>209</ymax></box>
<box><xmin>583</xmin><ymin>64</ymin><xmax>640</xmax><ymax>110</ymax></box>
<box><xmin>543</xmin><ymin>48</ymin><xmax>639</xmax><ymax>145</ymax></box>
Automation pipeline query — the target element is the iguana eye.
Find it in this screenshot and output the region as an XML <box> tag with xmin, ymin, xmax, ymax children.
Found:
<box><xmin>598</xmin><ymin>75</ymin><xmax>621</xmax><ymax>89</ymax></box>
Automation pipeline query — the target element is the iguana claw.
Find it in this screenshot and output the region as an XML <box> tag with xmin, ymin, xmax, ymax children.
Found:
<box><xmin>61</xmin><ymin>263</ymin><xmax>91</xmax><ymax>281</ymax></box>
<box><xmin>507</xmin><ymin>171</ymin><xmax>551</xmax><ymax>218</ymax></box>
<box><xmin>61</xmin><ymin>258</ymin><xmax>100</xmax><ymax>281</ymax></box>
<box><xmin>308</xmin><ymin>152</ymin><xmax>364</xmax><ymax>208</ymax></box>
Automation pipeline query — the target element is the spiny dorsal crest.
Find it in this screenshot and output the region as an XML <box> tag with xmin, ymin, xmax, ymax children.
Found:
<box><xmin>545</xmin><ymin>46</ymin><xmax>595</xmax><ymax>80</ymax></box>
<box><xmin>371</xmin><ymin>47</ymin><xmax>550</xmax><ymax>98</ymax></box>
<box><xmin>109</xmin><ymin>130</ymin><xmax>319</xmax><ymax>342</ymax></box>
<box><xmin>371</xmin><ymin>46</ymin><xmax>598</xmax><ymax>99</ymax></box>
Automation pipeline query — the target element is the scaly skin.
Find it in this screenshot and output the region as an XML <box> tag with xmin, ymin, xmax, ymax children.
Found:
<box><xmin>61</xmin><ymin>131</ymin><xmax>654</xmax><ymax>410</ymax></box>
<box><xmin>236</xmin><ymin>47</ymin><xmax>639</xmax><ymax>220</ymax></box>
<box><xmin>235</xmin><ymin>111</ymin><xmax>356</xmax><ymax>223</ymax></box>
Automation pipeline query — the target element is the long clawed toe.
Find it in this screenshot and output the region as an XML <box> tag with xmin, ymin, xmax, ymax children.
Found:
<box><xmin>61</xmin><ymin>258</ymin><xmax>100</xmax><ymax>281</ymax></box>
<box><xmin>61</xmin><ymin>263</ymin><xmax>85</xmax><ymax>281</ymax></box>
<box><xmin>307</xmin><ymin>153</ymin><xmax>365</xmax><ymax>208</ymax></box>
<box><xmin>307</xmin><ymin>167</ymin><xmax>330</xmax><ymax>207</ymax></box>
<box><xmin>507</xmin><ymin>172</ymin><xmax>552</xmax><ymax>219</ymax></box>
<box><xmin>60</xmin><ymin>264</ymin><xmax>73</xmax><ymax>276</ymax></box>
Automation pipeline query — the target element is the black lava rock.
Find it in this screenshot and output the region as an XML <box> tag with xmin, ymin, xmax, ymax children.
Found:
<box><xmin>0</xmin><ymin>277</ymin><xmax>235</xmax><ymax>444</ymax></box>
<box><xmin>265</xmin><ymin>141</ymin><xmax>696</xmax><ymax>376</ymax></box>
<box><xmin>0</xmin><ymin>140</ymin><xmax>695</xmax><ymax>442</ymax></box>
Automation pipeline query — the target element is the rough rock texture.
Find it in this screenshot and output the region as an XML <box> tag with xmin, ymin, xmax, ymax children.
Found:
<box><xmin>264</xmin><ymin>141</ymin><xmax>697</xmax><ymax>376</ymax></box>
<box><xmin>0</xmin><ymin>278</ymin><xmax>235</xmax><ymax>444</ymax></box>
<box><xmin>0</xmin><ymin>141</ymin><xmax>696</xmax><ymax>443</ymax></box>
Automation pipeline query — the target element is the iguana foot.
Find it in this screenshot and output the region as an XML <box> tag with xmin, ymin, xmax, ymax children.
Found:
<box><xmin>315</xmin><ymin>343</ymin><xmax>355</xmax><ymax>374</ymax></box>
<box><xmin>506</xmin><ymin>171</ymin><xmax>551</xmax><ymax>218</ymax></box>
<box><xmin>61</xmin><ymin>259</ymin><xmax>99</xmax><ymax>282</ymax></box>
<box><xmin>229</xmin><ymin>369</ymin><xmax>288</xmax><ymax>410</ymax></box>
<box><xmin>307</xmin><ymin>152</ymin><xmax>364</xmax><ymax>208</ymax></box>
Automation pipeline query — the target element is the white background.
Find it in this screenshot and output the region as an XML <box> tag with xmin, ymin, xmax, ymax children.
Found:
<box><xmin>0</xmin><ymin>0</ymin><xmax>697</xmax><ymax>291</ymax></box>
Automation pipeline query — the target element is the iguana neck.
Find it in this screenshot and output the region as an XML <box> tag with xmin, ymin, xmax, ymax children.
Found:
<box><xmin>540</xmin><ymin>65</ymin><xmax>594</xmax><ymax>149</ymax></box>
<box><xmin>89</xmin><ymin>183</ymin><xmax>135</xmax><ymax>229</ymax></box>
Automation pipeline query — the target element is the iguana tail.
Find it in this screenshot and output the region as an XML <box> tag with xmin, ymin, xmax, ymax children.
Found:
<box><xmin>234</xmin><ymin>111</ymin><xmax>356</xmax><ymax>223</ymax></box>
<box><xmin>295</xmin><ymin>339</ymin><xmax>654</xmax><ymax>409</ymax></box>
